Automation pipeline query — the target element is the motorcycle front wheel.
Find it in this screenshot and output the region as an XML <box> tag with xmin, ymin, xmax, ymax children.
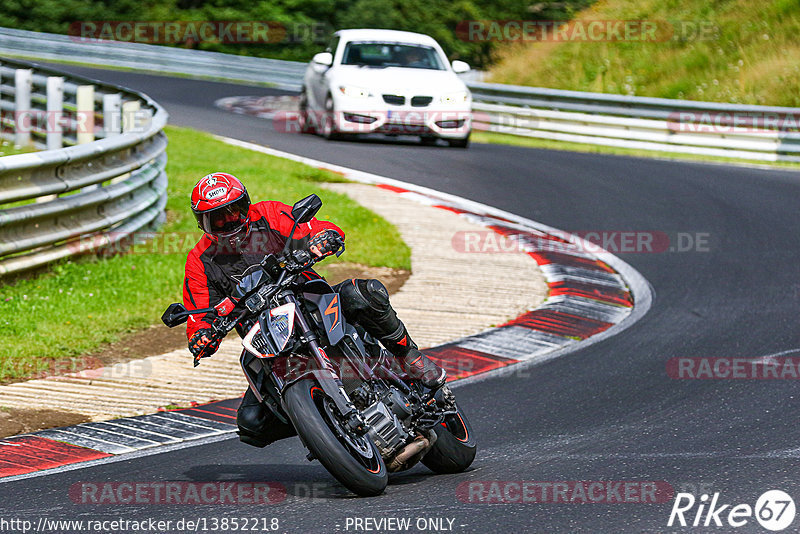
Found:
<box><xmin>283</xmin><ymin>381</ymin><xmax>388</xmax><ymax>496</ymax></box>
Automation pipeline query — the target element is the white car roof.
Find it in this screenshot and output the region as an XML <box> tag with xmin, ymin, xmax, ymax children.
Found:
<box><xmin>334</xmin><ymin>29</ymin><xmax>440</xmax><ymax>47</ymax></box>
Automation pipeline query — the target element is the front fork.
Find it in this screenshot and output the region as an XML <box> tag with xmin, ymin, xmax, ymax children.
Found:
<box><xmin>278</xmin><ymin>292</ymin><xmax>367</xmax><ymax>434</ymax></box>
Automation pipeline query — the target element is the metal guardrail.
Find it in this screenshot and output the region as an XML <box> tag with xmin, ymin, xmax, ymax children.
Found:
<box><xmin>0</xmin><ymin>27</ymin><xmax>306</xmax><ymax>90</ymax></box>
<box><xmin>2</xmin><ymin>26</ymin><xmax>799</xmax><ymax>162</ymax></box>
<box><xmin>0</xmin><ymin>56</ymin><xmax>168</xmax><ymax>276</ymax></box>
<box><xmin>468</xmin><ymin>82</ymin><xmax>800</xmax><ymax>162</ymax></box>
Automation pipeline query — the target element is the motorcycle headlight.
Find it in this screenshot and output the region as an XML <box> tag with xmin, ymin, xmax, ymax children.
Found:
<box><xmin>339</xmin><ymin>85</ymin><xmax>372</xmax><ymax>98</ymax></box>
<box><xmin>440</xmin><ymin>91</ymin><xmax>470</xmax><ymax>104</ymax></box>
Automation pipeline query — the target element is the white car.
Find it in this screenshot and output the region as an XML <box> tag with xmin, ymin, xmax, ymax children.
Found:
<box><xmin>300</xmin><ymin>29</ymin><xmax>472</xmax><ymax>148</ymax></box>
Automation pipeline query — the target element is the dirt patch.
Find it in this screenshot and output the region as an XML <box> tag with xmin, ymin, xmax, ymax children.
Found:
<box><xmin>81</xmin><ymin>323</ymin><xmax>189</xmax><ymax>371</ymax></box>
<box><xmin>320</xmin><ymin>262</ymin><xmax>411</xmax><ymax>295</ymax></box>
<box><xmin>0</xmin><ymin>407</ymin><xmax>90</xmax><ymax>438</ymax></box>
<box><xmin>0</xmin><ymin>263</ymin><xmax>409</xmax><ymax>438</ymax></box>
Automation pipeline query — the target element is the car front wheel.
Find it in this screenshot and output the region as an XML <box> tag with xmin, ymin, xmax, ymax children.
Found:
<box><xmin>322</xmin><ymin>95</ymin><xmax>345</xmax><ymax>141</ymax></box>
<box><xmin>298</xmin><ymin>89</ymin><xmax>315</xmax><ymax>134</ymax></box>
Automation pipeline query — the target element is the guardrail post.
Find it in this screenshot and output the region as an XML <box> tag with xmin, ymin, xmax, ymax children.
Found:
<box><xmin>76</xmin><ymin>85</ymin><xmax>95</xmax><ymax>145</ymax></box>
<box><xmin>103</xmin><ymin>93</ymin><xmax>122</xmax><ymax>137</ymax></box>
<box><xmin>110</xmin><ymin>100</ymin><xmax>142</xmax><ymax>184</ymax></box>
<box><xmin>46</xmin><ymin>76</ymin><xmax>64</xmax><ymax>150</ymax></box>
<box><xmin>122</xmin><ymin>100</ymin><xmax>141</xmax><ymax>133</ymax></box>
<box><xmin>14</xmin><ymin>69</ymin><xmax>33</xmax><ymax>148</ymax></box>
<box><xmin>76</xmin><ymin>85</ymin><xmax>98</xmax><ymax>192</ymax></box>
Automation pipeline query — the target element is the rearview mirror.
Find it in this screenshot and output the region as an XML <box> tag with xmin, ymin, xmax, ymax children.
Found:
<box><xmin>291</xmin><ymin>194</ymin><xmax>323</xmax><ymax>224</ymax></box>
<box><xmin>452</xmin><ymin>60</ymin><xmax>470</xmax><ymax>74</ymax></box>
<box><xmin>313</xmin><ymin>52</ymin><xmax>333</xmax><ymax>67</ymax></box>
<box><xmin>161</xmin><ymin>303</ymin><xmax>189</xmax><ymax>328</ymax></box>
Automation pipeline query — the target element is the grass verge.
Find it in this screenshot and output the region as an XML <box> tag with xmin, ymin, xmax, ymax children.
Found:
<box><xmin>0</xmin><ymin>138</ymin><xmax>36</xmax><ymax>157</ymax></box>
<box><xmin>0</xmin><ymin>125</ymin><xmax>410</xmax><ymax>382</ymax></box>
<box><xmin>488</xmin><ymin>0</ymin><xmax>800</xmax><ymax>107</ymax></box>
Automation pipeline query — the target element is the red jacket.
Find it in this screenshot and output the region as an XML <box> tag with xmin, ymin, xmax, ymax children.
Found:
<box><xmin>183</xmin><ymin>200</ymin><xmax>344</xmax><ymax>340</ymax></box>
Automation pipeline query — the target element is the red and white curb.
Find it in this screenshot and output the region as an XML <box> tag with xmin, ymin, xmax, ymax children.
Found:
<box><xmin>0</xmin><ymin>138</ymin><xmax>652</xmax><ymax>481</ymax></box>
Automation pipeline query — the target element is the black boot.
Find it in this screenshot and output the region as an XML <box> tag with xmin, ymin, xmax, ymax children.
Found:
<box><xmin>237</xmin><ymin>387</ymin><xmax>296</xmax><ymax>448</ymax></box>
<box><xmin>381</xmin><ymin>327</ymin><xmax>447</xmax><ymax>391</ymax></box>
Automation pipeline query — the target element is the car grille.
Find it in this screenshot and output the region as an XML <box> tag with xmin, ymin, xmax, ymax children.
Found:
<box><xmin>410</xmin><ymin>96</ymin><xmax>433</xmax><ymax>107</ymax></box>
<box><xmin>382</xmin><ymin>94</ymin><xmax>405</xmax><ymax>105</ymax></box>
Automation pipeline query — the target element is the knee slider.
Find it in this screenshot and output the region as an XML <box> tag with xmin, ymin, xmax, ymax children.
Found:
<box><xmin>339</xmin><ymin>279</ymin><xmax>390</xmax><ymax>315</ymax></box>
<box><xmin>361</xmin><ymin>279</ymin><xmax>390</xmax><ymax>312</ymax></box>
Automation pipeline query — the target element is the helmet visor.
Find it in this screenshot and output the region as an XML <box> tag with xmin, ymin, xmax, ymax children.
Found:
<box><xmin>197</xmin><ymin>195</ymin><xmax>250</xmax><ymax>236</ymax></box>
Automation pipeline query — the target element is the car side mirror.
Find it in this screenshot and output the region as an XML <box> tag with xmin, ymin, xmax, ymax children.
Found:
<box><xmin>291</xmin><ymin>194</ymin><xmax>323</xmax><ymax>224</ymax></box>
<box><xmin>161</xmin><ymin>303</ymin><xmax>189</xmax><ymax>328</ymax></box>
<box><xmin>313</xmin><ymin>52</ymin><xmax>333</xmax><ymax>67</ymax></box>
<box><xmin>452</xmin><ymin>60</ymin><xmax>470</xmax><ymax>74</ymax></box>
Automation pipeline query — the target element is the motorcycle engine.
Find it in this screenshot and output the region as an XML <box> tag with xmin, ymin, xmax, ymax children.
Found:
<box><xmin>362</xmin><ymin>389</ymin><xmax>412</xmax><ymax>457</ymax></box>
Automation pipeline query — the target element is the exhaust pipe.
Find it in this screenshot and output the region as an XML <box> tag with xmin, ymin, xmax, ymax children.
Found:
<box><xmin>388</xmin><ymin>430</ymin><xmax>437</xmax><ymax>472</ymax></box>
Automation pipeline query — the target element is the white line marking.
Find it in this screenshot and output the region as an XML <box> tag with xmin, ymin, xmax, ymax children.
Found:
<box><xmin>99</xmin><ymin>421</ymin><xmax>183</xmax><ymax>441</ymax></box>
<box><xmin>34</xmin><ymin>430</ymin><xmax>137</xmax><ymax>455</ymax></box>
<box><xmin>150</xmin><ymin>413</ymin><xmax>233</xmax><ymax>432</ymax></box>
<box><xmin>77</xmin><ymin>424</ymin><xmax>163</xmax><ymax>446</ymax></box>
<box><xmin>752</xmin><ymin>348</ymin><xmax>800</xmax><ymax>363</ymax></box>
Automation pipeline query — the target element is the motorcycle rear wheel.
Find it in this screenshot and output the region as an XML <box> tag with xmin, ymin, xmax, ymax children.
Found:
<box><xmin>284</xmin><ymin>381</ymin><xmax>388</xmax><ymax>496</ymax></box>
<box><xmin>421</xmin><ymin>399</ymin><xmax>477</xmax><ymax>474</ymax></box>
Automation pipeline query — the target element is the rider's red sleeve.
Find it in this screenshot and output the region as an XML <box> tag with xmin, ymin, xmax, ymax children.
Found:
<box><xmin>183</xmin><ymin>242</ymin><xmax>217</xmax><ymax>340</ymax></box>
<box><xmin>252</xmin><ymin>200</ymin><xmax>344</xmax><ymax>243</ymax></box>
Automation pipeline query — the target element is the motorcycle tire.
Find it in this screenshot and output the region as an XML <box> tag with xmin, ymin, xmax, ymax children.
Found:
<box><xmin>284</xmin><ymin>381</ymin><xmax>388</xmax><ymax>497</ymax></box>
<box><xmin>422</xmin><ymin>402</ymin><xmax>477</xmax><ymax>474</ymax></box>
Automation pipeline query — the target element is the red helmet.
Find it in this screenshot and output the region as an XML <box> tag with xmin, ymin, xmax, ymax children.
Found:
<box><xmin>191</xmin><ymin>172</ymin><xmax>251</xmax><ymax>244</ymax></box>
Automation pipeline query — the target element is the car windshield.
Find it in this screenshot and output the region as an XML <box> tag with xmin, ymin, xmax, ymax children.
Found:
<box><xmin>340</xmin><ymin>42</ymin><xmax>445</xmax><ymax>70</ymax></box>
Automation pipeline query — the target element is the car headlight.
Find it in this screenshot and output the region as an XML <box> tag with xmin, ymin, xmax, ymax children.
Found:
<box><xmin>440</xmin><ymin>91</ymin><xmax>470</xmax><ymax>104</ymax></box>
<box><xmin>338</xmin><ymin>85</ymin><xmax>372</xmax><ymax>98</ymax></box>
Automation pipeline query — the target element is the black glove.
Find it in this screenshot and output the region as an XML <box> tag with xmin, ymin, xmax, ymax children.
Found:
<box><xmin>308</xmin><ymin>230</ymin><xmax>342</xmax><ymax>258</ymax></box>
<box><xmin>188</xmin><ymin>328</ymin><xmax>220</xmax><ymax>362</ymax></box>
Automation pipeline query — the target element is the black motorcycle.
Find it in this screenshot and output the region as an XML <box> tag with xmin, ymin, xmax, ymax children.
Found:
<box><xmin>162</xmin><ymin>194</ymin><xmax>476</xmax><ymax>496</ymax></box>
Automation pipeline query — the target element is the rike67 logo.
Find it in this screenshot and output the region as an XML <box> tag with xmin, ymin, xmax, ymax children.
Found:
<box><xmin>669</xmin><ymin>490</ymin><xmax>796</xmax><ymax>531</ymax></box>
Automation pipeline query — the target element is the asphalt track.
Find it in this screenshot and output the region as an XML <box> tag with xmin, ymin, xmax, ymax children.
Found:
<box><xmin>5</xmin><ymin>64</ymin><xmax>800</xmax><ymax>533</ymax></box>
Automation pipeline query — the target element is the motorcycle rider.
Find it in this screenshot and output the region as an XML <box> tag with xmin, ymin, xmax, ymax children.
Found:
<box><xmin>183</xmin><ymin>172</ymin><xmax>447</xmax><ymax>447</ymax></box>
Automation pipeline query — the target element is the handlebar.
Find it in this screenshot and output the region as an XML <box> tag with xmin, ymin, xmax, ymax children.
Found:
<box><xmin>184</xmin><ymin>237</ymin><xmax>344</xmax><ymax>366</ymax></box>
<box><xmin>204</xmin><ymin>248</ymin><xmax>327</xmax><ymax>333</ymax></box>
